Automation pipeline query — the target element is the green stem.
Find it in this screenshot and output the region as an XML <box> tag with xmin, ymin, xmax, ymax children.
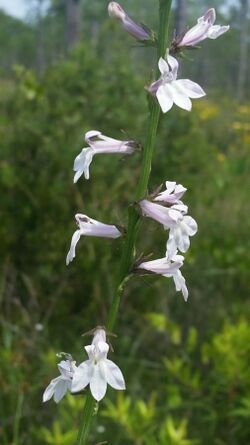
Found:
<box><xmin>76</xmin><ymin>394</ymin><xmax>96</xmax><ymax>445</ymax></box>
<box><xmin>13</xmin><ymin>390</ymin><xmax>24</xmax><ymax>445</ymax></box>
<box><xmin>75</xmin><ymin>1</ymin><xmax>172</xmax><ymax>443</ymax></box>
<box><xmin>136</xmin><ymin>101</ymin><xmax>160</xmax><ymax>200</ymax></box>
<box><xmin>107</xmin><ymin>206</ymin><xmax>140</xmax><ymax>330</ymax></box>
<box><xmin>107</xmin><ymin>0</ymin><xmax>172</xmax><ymax>332</ymax></box>
<box><xmin>136</xmin><ymin>0</ymin><xmax>172</xmax><ymax>200</ymax></box>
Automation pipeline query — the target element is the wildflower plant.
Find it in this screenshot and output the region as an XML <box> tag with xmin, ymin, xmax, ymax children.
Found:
<box><xmin>43</xmin><ymin>2</ymin><xmax>229</xmax><ymax>444</ymax></box>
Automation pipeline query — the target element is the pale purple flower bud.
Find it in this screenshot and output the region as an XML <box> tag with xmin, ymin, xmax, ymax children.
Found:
<box><xmin>108</xmin><ymin>1</ymin><xmax>126</xmax><ymax>20</ymax></box>
<box><xmin>179</xmin><ymin>8</ymin><xmax>230</xmax><ymax>47</ymax></box>
<box><xmin>138</xmin><ymin>253</ymin><xmax>188</xmax><ymax>301</ymax></box>
<box><xmin>72</xmin><ymin>327</ymin><xmax>125</xmax><ymax>401</ymax></box>
<box><xmin>66</xmin><ymin>214</ymin><xmax>122</xmax><ymax>265</ymax></box>
<box><xmin>74</xmin><ymin>130</ymin><xmax>137</xmax><ymax>182</ymax></box>
<box><xmin>149</xmin><ymin>55</ymin><xmax>206</xmax><ymax>113</ymax></box>
<box><xmin>108</xmin><ymin>2</ymin><xmax>150</xmax><ymax>41</ymax></box>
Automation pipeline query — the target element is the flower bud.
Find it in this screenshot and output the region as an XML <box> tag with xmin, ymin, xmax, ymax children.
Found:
<box><xmin>108</xmin><ymin>2</ymin><xmax>151</xmax><ymax>41</ymax></box>
<box><xmin>108</xmin><ymin>2</ymin><xmax>126</xmax><ymax>21</ymax></box>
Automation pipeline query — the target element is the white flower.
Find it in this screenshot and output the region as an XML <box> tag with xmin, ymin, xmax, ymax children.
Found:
<box><xmin>138</xmin><ymin>253</ymin><xmax>188</xmax><ymax>301</ymax></box>
<box><xmin>138</xmin><ymin>254</ymin><xmax>183</xmax><ymax>275</ymax></box>
<box><xmin>179</xmin><ymin>8</ymin><xmax>230</xmax><ymax>47</ymax></box>
<box><xmin>153</xmin><ymin>181</ymin><xmax>187</xmax><ymax>204</ymax></box>
<box><xmin>108</xmin><ymin>2</ymin><xmax>150</xmax><ymax>41</ymax></box>
<box><xmin>139</xmin><ymin>199</ymin><xmax>183</xmax><ymax>228</ymax></box>
<box><xmin>35</xmin><ymin>323</ymin><xmax>44</xmax><ymax>331</ymax></box>
<box><xmin>167</xmin><ymin>215</ymin><xmax>198</xmax><ymax>259</ymax></box>
<box><xmin>74</xmin><ymin>130</ymin><xmax>136</xmax><ymax>182</ymax></box>
<box><xmin>66</xmin><ymin>213</ymin><xmax>122</xmax><ymax>265</ymax></box>
<box><xmin>149</xmin><ymin>55</ymin><xmax>206</xmax><ymax>113</ymax></box>
<box><xmin>139</xmin><ymin>182</ymin><xmax>197</xmax><ymax>260</ymax></box>
<box><xmin>43</xmin><ymin>359</ymin><xmax>76</xmax><ymax>403</ymax></box>
<box><xmin>72</xmin><ymin>328</ymin><xmax>125</xmax><ymax>402</ymax></box>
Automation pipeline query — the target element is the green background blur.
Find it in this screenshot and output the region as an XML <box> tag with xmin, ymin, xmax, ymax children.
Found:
<box><xmin>1</xmin><ymin>1</ymin><xmax>250</xmax><ymax>444</ymax></box>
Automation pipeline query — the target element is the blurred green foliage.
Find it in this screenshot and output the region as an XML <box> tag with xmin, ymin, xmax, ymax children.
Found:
<box><xmin>0</xmin><ymin>34</ymin><xmax>250</xmax><ymax>445</ymax></box>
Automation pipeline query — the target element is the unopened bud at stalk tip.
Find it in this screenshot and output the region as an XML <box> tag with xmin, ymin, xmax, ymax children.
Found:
<box><xmin>108</xmin><ymin>2</ymin><xmax>151</xmax><ymax>41</ymax></box>
<box><xmin>108</xmin><ymin>2</ymin><xmax>126</xmax><ymax>21</ymax></box>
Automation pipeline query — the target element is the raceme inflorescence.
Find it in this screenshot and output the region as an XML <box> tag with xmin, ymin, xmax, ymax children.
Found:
<box><xmin>43</xmin><ymin>3</ymin><xmax>229</xmax><ymax>444</ymax></box>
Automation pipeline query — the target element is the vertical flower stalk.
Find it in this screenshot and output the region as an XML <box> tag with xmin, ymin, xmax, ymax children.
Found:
<box><xmin>75</xmin><ymin>1</ymin><xmax>173</xmax><ymax>444</ymax></box>
<box><xmin>107</xmin><ymin>0</ymin><xmax>172</xmax><ymax>331</ymax></box>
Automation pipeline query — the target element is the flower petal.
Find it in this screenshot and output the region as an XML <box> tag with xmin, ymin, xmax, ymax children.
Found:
<box><xmin>166</xmin><ymin>233</ymin><xmax>177</xmax><ymax>259</ymax></box>
<box><xmin>177</xmin><ymin>228</ymin><xmax>190</xmax><ymax>252</ymax></box>
<box><xmin>73</xmin><ymin>148</ymin><xmax>94</xmax><ymax>182</ymax></box>
<box><xmin>97</xmin><ymin>341</ymin><xmax>109</xmax><ymax>359</ymax></box>
<box><xmin>85</xmin><ymin>345</ymin><xmax>95</xmax><ymax>359</ymax></box>
<box><xmin>173</xmin><ymin>270</ymin><xmax>189</xmax><ymax>301</ymax></box>
<box><xmin>171</xmin><ymin>203</ymin><xmax>188</xmax><ymax>214</ymax></box>
<box><xmin>184</xmin><ymin>216</ymin><xmax>198</xmax><ymax>236</ymax></box>
<box><xmin>156</xmin><ymin>84</ymin><xmax>174</xmax><ymax>113</ymax></box>
<box><xmin>66</xmin><ymin>229</ymin><xmax>81</xmax><ymax>265</ymax></box>
<box><xmin>43</xmin><ymin>377</ymin><xmax>61</xmax><ymax>402</ymax></box>
<box><xmin>105</xmin><ymin>359</ymin><xmax>126</xmax><ymax>390</ymax></box>
<box><xmin>172</xmin><ymin>253</ymin><xmax>185</xmax><ymax>264</ymax></box>
<box><xmin>174</xmin><ymin>79</ymin><xmax>206</xmax><ymax>99</ymax></box>
<box><xmin>54</xmin><ymin>379</ymin><xmax>71</xmax><ymax>403</ymax></box>
<box><xmin>207</xmin><ymin>24</ymin><xmax>230</xmax><ymax>39</ymax></box>
<box><xmin>72</xmin><ymin>362</ymin><xmax>91</xmax><ymax>393</ymax></box>
<box><xmin>58</xmin><ymin>360</ymin><xmax>73</xmax><ymax>379</ymax></box>
<box><xmin>179</xmin><ymin>21</ymin><xmax>209</xmax><ymax>46</ymax></box>
<box><xmin>202</xmin><ymin>8</ymin><xmax>216</xmax><ymax>25</ymax></box>
<box><xmin>165</xmin><ymin>181</ymin><xmax>176</xmax><ymax>193</ymax></box>
<box><xmin>167</xmin><ymin>55</ymin><xmax>179</xmax><ymax>78</ymax></box>
<box><xmin>170</xmin><ymin>83</ymin><xmax>192</xmax><ymax>111</ymax></box>
<box><xmin>158</xmin><ymin>57</ymin><xmax>169</xmax><ymax>75</ymax></box>
<box><xmin>85</xmin><ymin>130</ymin><xmax>101</xmax><ymax>143</ymax></box>
<box><xmin>169</xmin><ymin>224</ymin><xmax>189</xmax><ymax>253</ymax></box>
<box><xmin>154</xmin><ymin>182</ymin><xmax>187</xmax><ymax>204</ymax></box>
<box><xmin>168</xmin><ymin>208</ymin><xmax>183</xmax><ymax>222</ymax></box>
<box><xmin>92</xmin><ymin>328</ymin><xmax>107</xmax><ymax>345</ymax></box>
<box><xmin>90</xmin><ymin>366</ymin><xmax>107</xmax><ymax>401</ymax></box>
<box><xmin>174</xmin><ymin>184</ymin><xmax>187</xmax><ymax>198</ymax></box>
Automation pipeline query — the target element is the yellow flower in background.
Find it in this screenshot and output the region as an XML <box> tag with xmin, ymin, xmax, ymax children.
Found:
<box><xmin>238</xmin><ymin>105</ymin><xmax>250</xmax><ymax>115</ymax></box>
<box><xmin>232</xmin><ymin>122</ymin><xmax>250</xmax><ymax>132</ymax></box>
<box><xmin>243</xmin><ymin>134</ymin><xmax>250</xmax><ymax>145</ymax></box>
<box><xmin>194</xmin><ymin>101</ymin><xmax>219</xmax><ymax>120</ymax></box>
<box><xmin>217</xmin><ymin>153</ymin><xmax>226</xmax><ymax>163</ymax></box>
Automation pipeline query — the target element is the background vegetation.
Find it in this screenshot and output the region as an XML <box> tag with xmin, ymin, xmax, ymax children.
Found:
<box><xmin>0</xmin><ymin>1</ymin><xmax>250</xmax><ymax>444</ymax></box>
